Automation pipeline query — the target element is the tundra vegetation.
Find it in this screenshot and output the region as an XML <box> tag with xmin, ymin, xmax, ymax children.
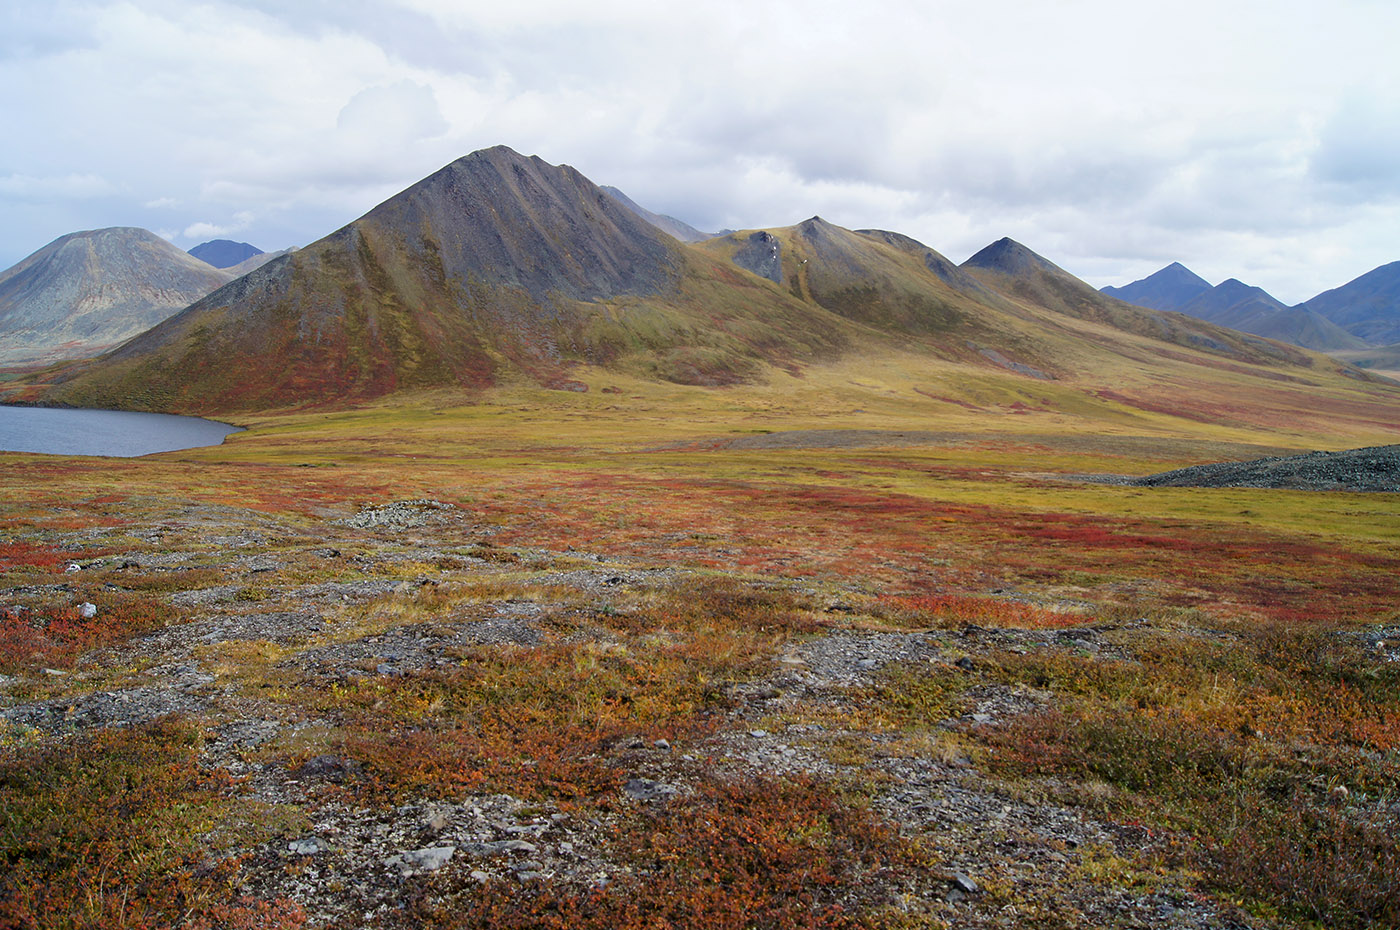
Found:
<box><xmin>1</xmin><ymin>362</ymin><xmax>1398</xmax><ymax>929</ymax></box>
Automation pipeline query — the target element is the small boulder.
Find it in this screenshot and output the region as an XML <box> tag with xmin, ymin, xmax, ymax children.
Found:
<box><xmin>387</xmin><ymin>845</ymin><xmax>456</xmax><ymax>876</ymax></box>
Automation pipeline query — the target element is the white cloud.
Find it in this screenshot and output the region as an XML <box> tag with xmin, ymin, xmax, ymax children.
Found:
<box><xmin>182</xmin><ymin>211</ymin><xmax>255</xmax><ymax>242</ymax></box>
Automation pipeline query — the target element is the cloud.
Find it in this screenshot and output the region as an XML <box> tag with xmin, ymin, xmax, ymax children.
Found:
<box><xmin>0</xmin><ymin>173</ymin><xmax>116</xmax><ymax>200</ymax></box>
<box><xmin>336</xmin><ymin>80</ymin><xmax>447</xmax><ymax>141</ymax></box>
<box><xmin>2</xmin><ymin>0</ymin><xmax>1399</xmax><ymax>303</ymax></box>
<box><xmin>182</xmin><ymin>211</ymin><xmax>255</xmax><ymax>241</ymax></box>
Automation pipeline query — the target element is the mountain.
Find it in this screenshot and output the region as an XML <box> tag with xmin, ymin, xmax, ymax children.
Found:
<box><xmin>0</xmin><ymin>227</ymin><xmax>231</xmax><ymax>367</ymax></box>
<box><xmin>26</xmin><ymin>147</ymin><xmax>1392</xmax><ymax>423</ymax></box>
<box><xmin>1101</xmin><ymin>262</ymin><xmax>1211</xmax><ymax>311</ymax></box>
<box><xmin>601</xmin><ymin>187</ymin><xmax>714</xmax><ymax>243</ymax></box>
<box><xmin>1175</xmin><ymin>279</ymin><xmax>1365</xmax><ymax>351</ymax></box>
<box><xmin>189</xmin><ymin>239</ymin><xmax>263</xmax><ymax>269</ymax></box>
<box><xmin>1180</xmin><ymin>278</ymin><xmax>1290</xmax><ymax>323</ymax></box>
<box><xmin>225</xmin><ymin>248</ymin><xmax>297</xmax><ymax>278</ymax></box>
<box><xmin>959</xmin><ymin>239</ymin><xmax>1308</xmax><ymax>367</ymax></box>
<box><xmin>1103</xmin><ymin>270</ymin><xmax>1367</xmax><ymax>352</ymax></box>
<box><xmin>1298</xmin><ymin>260</ymin><xmax>1400</xmax><ymax>345</ymax></box>
<box><xmin>43</xmin><ymin>146</ymin><xmax>813</xmax><ymax>409</ymax></box>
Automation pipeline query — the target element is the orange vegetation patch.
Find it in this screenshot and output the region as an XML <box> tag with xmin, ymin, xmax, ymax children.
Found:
<box><xmin>471</xmin><ymin>473</ymin><xmax>1400</xmax><ymax>624</ymax></box>
<box><xmin>880</xmin><ymin>593</ymin><xmax>1091</xmax><ymax>629</ymax></box>
<box><xmin>0</xmin><ymin>541</ymin><xmax>78</xmax><ymax>573</ymax></box>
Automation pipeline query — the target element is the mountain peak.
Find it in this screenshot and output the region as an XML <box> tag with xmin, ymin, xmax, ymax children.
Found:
<box><xmin>0</xmin><ymin>226</ymin><xmax>231</xmax><ymax>366</ymax></box>
<box><xmin>1101</xmin><ymin>261</ymin><xmax>1212</xmax><ymax>311</ymax></box>
<box><xmin>357</xmin><ymin>146</ymin><xmax>680</xmax><ymax>302</ymax></box>
<box><xmin>189</xmin><ymin>239</ymin><xmax>263</xmax><ymax>269</ymax></box>
<box><xmin>961</xmin><ymin>237</ymin><xmax>1064</xmax><ymax>277</ymax></box>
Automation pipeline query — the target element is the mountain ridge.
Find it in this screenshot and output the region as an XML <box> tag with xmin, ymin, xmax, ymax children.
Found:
<box><xmin>12</xmin><ymin>147</ymin><xmax>1393</xmax><ymax>427</ymax></box>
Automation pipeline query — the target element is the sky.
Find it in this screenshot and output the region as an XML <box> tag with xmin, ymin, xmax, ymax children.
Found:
<box><xmin>3</xmin><ymin>0</ymin><xmax>1398</xmax><ymax>305</ymax></box>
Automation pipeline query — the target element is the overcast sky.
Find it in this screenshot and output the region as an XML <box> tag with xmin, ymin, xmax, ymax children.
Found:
<box><xmin>3</xmin><ymin>0</ymin><xmax>1398</xmax><ymax>304</ymax></box>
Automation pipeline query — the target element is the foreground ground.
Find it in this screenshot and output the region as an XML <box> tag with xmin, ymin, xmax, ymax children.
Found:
<box><xmin>2</xmin><ymin>374</ymin><xmax>1398</xmax><ymax>929</ymax></box>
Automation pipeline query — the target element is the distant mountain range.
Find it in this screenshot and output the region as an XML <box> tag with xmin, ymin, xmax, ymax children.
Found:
<box><xmin>1102</xmin><ymin>261</ymin><xmax>1400</xmax><ymax>357</ymax></box>
<box><xmin>0</xmin><ymin>228</ymin><xmax>232</xmax><ymax>367</ymax></box>
<box><xmin>188</xmin><ymin>239</ymin><xmax>263</xmax><ymax>269</ymax></box>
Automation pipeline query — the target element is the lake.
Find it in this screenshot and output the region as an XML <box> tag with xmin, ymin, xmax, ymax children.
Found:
<box><xmin>0</xmin><ymin>406</ymin><xmax>242</xmax><ymax>457</ymax></box>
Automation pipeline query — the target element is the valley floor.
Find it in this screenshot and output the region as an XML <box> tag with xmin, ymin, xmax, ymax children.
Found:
<box><xmin>1</xmin><ymin>391</ymin><xmax>1398</xmax><ymax>929</ymax></box>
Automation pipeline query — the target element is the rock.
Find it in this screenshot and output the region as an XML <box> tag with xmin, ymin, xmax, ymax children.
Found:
<box><xmin>654</xmin><ymin>738</ymin><xmax>671</xmax><ymax>751</ymax></box>
<box><xmin>484</xmin><ymin>840</ymin><xmax>538</xmax><ymax>856</ymax></box>
<box><xmin>749</xmin><ymin>729</ymin><xmax>768</xmax><ymax>738</ymax></box>
<box><xmin>952</xmin><ymin>872</ymin><xmax>979</xmax><ymax>894</ymax></box>
<box><xmin>79</xmin><ymin>602</ymin><xmax>97</xmax><ymax>619</ymax></box>
<box><xmin>288</xmin><ymin>838</ymin><xmax>324</xmax><ymax>856</ymax></box>
<box><xmin>298</xmin><ymin>755</ymin><xmax>361</xmax><ymax>782</ymax></box>
<box><xmin>623</xmin><ymin>778</ymin><xmax>678</xmax><ymax>801</ymax></box>
<box><xmin>470</xmin><ymin>870</ymin><xmax>489</xmax><ymax>883</ymax></box>
<box><xmin>387</xmin><ymin>845</ymin><xmax>456</xmax><ymax>875</ymax></box>
<box><xmin>425</xmin><ymin>806</ymin><xmax>452</xmax><ymax>833</ymax></box>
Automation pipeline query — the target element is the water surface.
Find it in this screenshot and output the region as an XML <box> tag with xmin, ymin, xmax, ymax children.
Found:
<box><xmin>0</xmin><ymin>406</ymin><xmax>242</xmax><ymax>457</ymax></box>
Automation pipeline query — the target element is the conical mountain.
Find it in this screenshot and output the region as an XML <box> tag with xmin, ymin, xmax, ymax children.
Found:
<box><xmin>1181</xmin><ymin>278</ymin><xmax>1290</xmax><ymax>323</ymax></box>
<box><xmin>1101</xmin><ymin>262</ymin><xmax>1212</xmax><ymax>311</ymax></box>
<box><xmin>189</xmin><ymin>240</ymin><xmax>263</xmax><ymax>269</ymax></box>
<box><xmin>0</xmin><ymin>227</ymin><xmax>232</xmax><ymax>366</ymax></box>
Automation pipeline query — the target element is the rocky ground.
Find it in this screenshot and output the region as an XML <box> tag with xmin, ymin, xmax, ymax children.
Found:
<box><xmin>1129</xmin><ymin>444</ymin><xmax>1400</xmax><ymax>492</ymax></box>
<box><xmin>2</xmin><ymin>494</ymin><xmax>1389</xmax><ymax>928</ymax></box>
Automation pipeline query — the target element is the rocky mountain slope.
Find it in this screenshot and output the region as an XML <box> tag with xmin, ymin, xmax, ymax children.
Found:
<box><xmin>0</xmin><ymin>227</ymin><xmax>231</xmax><ymax>366</ymax></box>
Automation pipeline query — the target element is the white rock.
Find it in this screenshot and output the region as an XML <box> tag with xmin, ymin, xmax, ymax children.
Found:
<box><xmin>387</xmin><ymin>845</ymin><xmax>456</xmax><ymax>875</ymax></box>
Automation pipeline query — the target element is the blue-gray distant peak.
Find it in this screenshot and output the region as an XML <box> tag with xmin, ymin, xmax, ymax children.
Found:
<box><xmin>1101</xmin><ymin>262</ymin><xmax>1212</xmax><ymax>312</ymax></box>
<box><xmin>1299</xmin><ymin>260</ymin><xmax>1400</xmax><ymax>345</ymax></box>
<box><xmin>189</xmin><ymin>239</ymin><xmax>264</xmax><ymax>269</ymax></box>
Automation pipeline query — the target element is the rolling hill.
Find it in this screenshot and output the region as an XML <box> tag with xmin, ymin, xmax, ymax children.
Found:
<box><xmin>0</xmin><ymin>227</ymin><xmax>232</xmax><ymax>367</ymax></box>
